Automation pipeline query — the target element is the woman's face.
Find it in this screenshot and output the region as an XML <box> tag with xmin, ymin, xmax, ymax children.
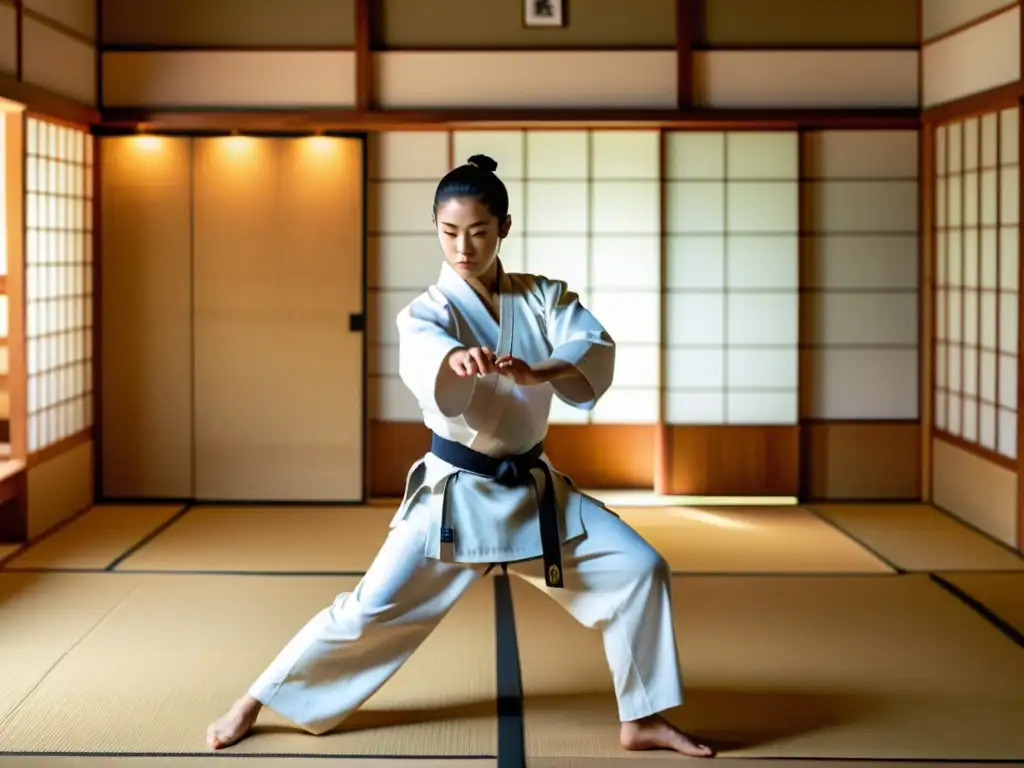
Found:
<box><xmin>435</xmin><ymin>196</ymin><xmax>511</xmax><ymax>281</ymax></box>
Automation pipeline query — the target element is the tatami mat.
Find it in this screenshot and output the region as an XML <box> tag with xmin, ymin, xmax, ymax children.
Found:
<box><xmin>114</xmin><ymin>504</ymin><xmax>891</xmax><ymax>575</ymax></box>
<box><xmin>113</xmin><ymin>505</ymin><xmax>393</xmax><ymax>572</ymax></box>
<box><xmin>0</xmin><ymin>572</ymin><xmax>143</xmax><ymax>728</ymax></box>
<box><xmin>511</xmin><ymin>573</ymin><xmax>1024</xmax><ymax>760</ymax></box>
<box><xmin>1</xmin><ymin>504</ymin><xmax>186</xmax><ymax>571</ymax></box>
<box><xmin>0</xmin><ymin>760</ymin><xmax>493</xmax><ymax>768</ymax></box>
<box><xmin>530</xmin><ymin>761</ymin><xmax>1016</xmax><ymax>768</ymax></box>
<box><xmin>809</xmin><ymin>503</ymin><xmax>1024</xmax><ymax>572</ymax></box>
<box><xmin>0</xmin><ymin>573</ymin><xmax>497</xmax><ymax>757</ymax></box>
<box><xmin>613</xmin><ymin>505</ymin><xmax>891</xmax><ymax>573</ymax></box>
<box><xmin>935</xmin><ymin>572</ymin><xmax>1024</xmax><ymax>636</ymax></box>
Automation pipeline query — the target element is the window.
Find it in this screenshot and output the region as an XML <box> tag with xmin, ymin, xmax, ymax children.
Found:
<box><xmin>663</xmin><ymin>131</ymin><xmax>800</xmax><ymax>425</ymax></box>
<box><xmin>25</xmin><ymin>116</ymin><xmax>94</xmax><ymax>453</ymax></box>
<box><xmin>934</xmin><ymin>108</ymin><xmax>1018</xmax><ymax>459</ymax></box>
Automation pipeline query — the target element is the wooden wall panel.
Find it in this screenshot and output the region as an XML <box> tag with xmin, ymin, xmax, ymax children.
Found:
<box><xmin>698</xmin><ymin>0</ymin><xmax>919</xmax><ymax>47</ymax></box>
<box><xmin>191</xmin><ymin>137</ymin><xmax>364</xmax><ymax>503</ymax></box>
<box><xmin>932</xmin><ymin>436</ymin><xmax>1018</xmax><ymax>546</ymax></box>
<box><xmin>99</xmin><ymin>135</ymin><xmax>193</xmax><ymax>499</ymax></box>
<box><xmin>22</xmin><ymin>14</ymin><xmax>96</xmax><ymax>105</ymax></box>
<box><xmin>25</xmin><ymin>438</ymin><xmax>92</xmax><ymax>537</ymax></box>
<box><xmin>922</xmin><ymin>0</ymin><xmax>1019</xmax><ymax>40</ymax></box>
<box><xmin>800</xmin><ymin>129</ymin><xmax>921</xmax><ymax>499</ymax></box>
<box><xmin>101</xmin><ymin>51</ymin><xmax>357</xmax><ymax>108</ymax></box>
<box><xmin>375</xmin><ymin>0</ymin><xmax>675</xmax><ymax>49</ymax></box>
<box><xmin>801</xmin><ymin>131</ymin><xmax>920</xmax><ymax>421</ymax></box>
<box><xmin>25</xmin><ymin>0</ymin><xmax>96</xmax><ymax>39</ymax></box>
<box><xmin>665</xmin><ymin>425</ymin><xmax>799</xmax><ymax>496</ymax></box>
<box><xmin>374</xmin><ymin>52</ymin><xmax>677</xmax><ymax>109</ymax></box>
<box><xmin>0</xmin><ymin>2</ymin><xmax>16</xmax><ymax>77</ymax></box>
<box><xmin>694</xmin><ymin>51</ymin><xmax>919</xmax><ymax>108</ymax></box>
<box><xmin>921</xmin><ymin>5</ymin><xmax>1020</xmax><ymax>108</ymax></box>
<box><xmin>100</xmin><ymin>0</ymin><xmax>355</xmax><ymax>47</ymax></box>
<box><xmin>368</xmin><ymin>422</ymin><xmax>655</xmax><ymax>498</ymax></box>
<box><xmin>662</xmin><ymin>131</ymin><xmax>800</xmax><ymax>495</ymax></box>
<box><xmin>804</xmin><ymin>422</ymin><xmax>921</xmax><ymax>500</ymax></box>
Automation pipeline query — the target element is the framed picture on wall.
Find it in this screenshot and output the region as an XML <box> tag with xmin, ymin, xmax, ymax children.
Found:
<box><xmin>523</xmin><ymin>0</ymin><xmax>565</xmax><ymax>27</ymax></box>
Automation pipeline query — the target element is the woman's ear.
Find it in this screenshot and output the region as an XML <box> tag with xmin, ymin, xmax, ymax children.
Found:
<box><xmin>499</xmin><ymin>214</ymin><xmax>512</xmax><ymax>239</ymax></box>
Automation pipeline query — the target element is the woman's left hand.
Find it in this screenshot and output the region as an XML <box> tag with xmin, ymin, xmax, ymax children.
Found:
<box><xmin>495</xmin><ymin>355</ymin><xmax>548</xmax><ymax>386</ymax></box>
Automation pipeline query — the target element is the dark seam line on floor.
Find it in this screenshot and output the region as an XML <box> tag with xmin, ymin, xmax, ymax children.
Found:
<box><xmin>929</xmin><ymin>573</ymin><xmax>1024</xmax><ymax>650</ymax></box>
<box><xmin>0</xmin><ymin>751</ymin><xmax>495</xmax><ymax>759</ymax></box>
<box><xmin>0</xmin><ymin>503</ymin><xmax>97</xmax><ymax>570</ymax></box>
<box><xmin>739</xmin><ymin>758</ymin><xmax>1024</xmax><ymax>763</ymax></box>
<box><xmin>2</xmin><ymin>567</ymin><xmax>906</xmax><ymax>577</ymax></box>
<box><xmin>104</xmin><ymin>504</ymin><xmax>196</xmax><ymax>571</ymax></box>
<box><xmin>803</xmin><ymin>506</ymin><xmax>906</xmax><ymax>574</ymax></box>
<box><xmin>493</xmin><ymin>569</ymin><xmax>526</xmax><ymax>768</ymax></box>
<box><xmin>0</xmin><ymin>568</ymin><xmax>371</xmax><ymax>576</ymax></box>
<box><xmin>929</xmin><ymin>502</ymin><xmax>1024</xmax><ymax>564</ymax></box>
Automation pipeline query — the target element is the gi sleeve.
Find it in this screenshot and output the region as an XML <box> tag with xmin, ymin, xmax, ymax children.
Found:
<box><xmin>396</xmin><ymin>289</ymin><xmax>476</xmax><ymax>418</ymax></box>
<box><xmin>539</xmin><ymin>277</ymin><xmax>615</xmax><ymax>411</ymax></box>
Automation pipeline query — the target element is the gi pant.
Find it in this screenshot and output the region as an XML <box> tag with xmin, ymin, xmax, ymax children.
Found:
<box><xmin>247</xmin><ymin>501</ymin><xmax>685</xmax><ymax>735</ymax></box>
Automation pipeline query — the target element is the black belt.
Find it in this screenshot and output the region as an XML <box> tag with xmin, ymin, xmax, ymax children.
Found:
<box><xmin>429</xmin><ymin>433</ymin><xmax>564</xmax><ymax>588</ymax></box>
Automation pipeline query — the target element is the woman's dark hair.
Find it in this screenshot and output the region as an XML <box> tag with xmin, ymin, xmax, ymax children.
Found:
<box><xmin>432</xmin><ymin>154</ymin><xmax>510</xmax><ymax>223</ymax></box>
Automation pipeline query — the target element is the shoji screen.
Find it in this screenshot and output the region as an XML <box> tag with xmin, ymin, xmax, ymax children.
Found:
<box><xmin>935</xmin><ymin>108</ymin><xmax>1019</xmax><ymax>460</ymax></box>
<box><xmin>100</xmin><ymin>134</ymin><xmax>193</xmax><ymax>498</ymax></box>
<box><xmin>367</xmin><ymin>131</ymin><xmax>450</xmax><ymax>424</ymax></box>
<box><xmin>191</xmin><ymin>136</ymin><xmax>364</xmax><ymax>502</ymax></box>
<box><xmin>25</xmin><ymin>116</ymin><xmax>93</xmax><ymax>454</ymax></box>
<box><xmin>802</xmin><ymin>130</ymin><xmax>920</xmax><ymax>499</ymax></box>
<box><xmin>451</xmin><ymin>129</ymin><xmax>662</xmax><ymax>425</ymax></box>
<box><xmin>663</xmin><ymin>132</ymin><xmax>800</xmax><ymax>425</ymax></box>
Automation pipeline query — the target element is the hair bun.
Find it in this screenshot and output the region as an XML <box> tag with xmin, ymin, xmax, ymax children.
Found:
<box><xmin>467</xmin><ymin>154</ymin><xmax>498</xmax><ymax>173</ymax></box>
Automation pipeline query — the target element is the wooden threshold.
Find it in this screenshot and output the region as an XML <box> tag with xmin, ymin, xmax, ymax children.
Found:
<box><xmin>96</xmin><ymin>107</ymin><xmax>922</xmax><ymax>133</ymax></box>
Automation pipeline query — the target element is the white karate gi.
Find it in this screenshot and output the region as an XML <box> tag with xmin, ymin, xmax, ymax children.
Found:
<box><xmin>247</xmin><ymin>261</ymin><xmax>685</xmax><ymax>735</ymax></box>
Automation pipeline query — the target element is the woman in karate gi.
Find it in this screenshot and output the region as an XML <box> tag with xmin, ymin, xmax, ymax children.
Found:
<box><xmin>207</xmin><ymin>154</ymin><xmax>713</xmax><ymax>758</ymax></box>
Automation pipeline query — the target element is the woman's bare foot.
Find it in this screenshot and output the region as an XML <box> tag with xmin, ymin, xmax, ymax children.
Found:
<box><xmin>620</xmin><ymin>714</ymin><xmax>715</xmax><ymax>757</ymax></box>
<box><xmin>206</xmin><ymin>695</ymin><xmax>263</xmax><ymax>750</ymax></box>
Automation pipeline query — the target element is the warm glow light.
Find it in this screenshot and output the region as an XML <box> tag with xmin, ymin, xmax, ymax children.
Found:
<box><xmin>664</xmin><ymin>507</ymin><xmax>751</xmax><ymax>530</ymax></box>
<box><xmin>306</xmin><ymin>135</ymin><xmax>336</xmax><ymax>153</ymax></box>
<box><xmin>134</xmin><ymin>134</ymin><xmax>163</xmax><ymax>152</ymax></box>
<box><xmin>585</xmin><ymin>490</ymin><xmax>799</xmax><ymax>508</ymax></box>
<box><xmin>219</xmin><ymin>134</ymin><xmax>259</xmax><ymax>161</ymax></box>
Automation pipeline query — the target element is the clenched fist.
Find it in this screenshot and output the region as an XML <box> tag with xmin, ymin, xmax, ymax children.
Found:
<box><xmin>448</xmin><ymin>346</ymin><xmax>496</xmax><ymax>377</ymax></box>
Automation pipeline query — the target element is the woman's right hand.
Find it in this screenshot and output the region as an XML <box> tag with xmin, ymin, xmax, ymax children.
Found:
<box><xmin>448</xmin><ymin>346</ymin><xmax>495</xmax><ymax>377</ymax></box>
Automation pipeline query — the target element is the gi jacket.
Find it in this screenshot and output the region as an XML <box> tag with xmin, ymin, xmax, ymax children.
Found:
<box><xmin>389</xmin><ymin>260</ymin><xmax>619</xmax><ymax>564</ymax></box>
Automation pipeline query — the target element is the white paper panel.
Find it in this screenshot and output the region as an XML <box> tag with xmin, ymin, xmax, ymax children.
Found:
<box><xmin>369</xmin><ymin>132</ymin><xmax>449</xmax><ymax>180</ymax></box>
<box><xmin>726</xmin><ymin>133</ymin><xmax>799</xmax><ymax>180</ymax></box>
<box><xmin>25</xmin><ymin>0</ymin><xmax>95</xmax><ymax>38</ymax></box>
<box><xmin>376</xmin><ymin>51</ymin><xmax>677</xmax><ymax>109</ymax></box>
<box><xmin>726</xmin><ymin>293</ymin><xmax>798</xmax><ymax>346</ymax></box>
<box><xmin>922</xmin><ymin>6</ymin><xmax>1020</xmax><ymax>107</ymax></box>
<box><xmin>591</xmin><ymin>131</ymin><xmax>659</xmax><ymax>179</ymax></box>
<box><xmin>0</xmin><ymin>4</ymin><xmax>16</xmax><ymax>76</ymax></box>
<box><xmin>805</xmin><ymin>131</ymin><xmax>919</xmax><ymax>179</ymax></box>
<box><xmin>696</xmin><ymin>50</ymin><xmax>918</xmax><ymax>108</ymax></box>
<box><xmin>452</xmin><ymin>131</ymin><xmax>524</xmax><ymax>178</ymax></box>
<box><xmin>807</xmin><ymin>180</ymin><xmax>918</xmax><ymax>232</ymax></box>
<box><xmin>525</xmin><ymin>131</ymin><xmax>589</xmax><ymax>180</ymax></box>
<box><xmin>591</xmin><ymin>181</ymin><xmax>660</xmax><ymax>234</ymax></box>
<box><xmin>102</xmin><ymin>51</ymin><xmax>355</xmax><ymax>107</ymax></box>
<box><xmin>664</xmin><ymin>133</ymin><xmax>725</xmax><ymax>179</ymax></box>
<box><xmin>923</xmin><ymin>0</ymin><xmax>1018</xmax><ymax>39</ymax></box>
<box><xmin>726</xmin><ymin>235</ymin><xmax>799</xmax><ymax>289</ymax></box>
<box><xmin>665</xmin><ymin>292</ymin><xmax>725</xmax><ymax>346</ymax></box>
<box><xmin>23</xmin><ymin>16</ymin><xmax>96</xmax><ymax>105</ymax></box>
<box><xmin>808</xmin><ymin>235</ymin><xmax>918</xmax><ymax>290</ymax></box>
<box><xmin>590</xmin><ymin>236</ymin><xmax>660</xmax><ymax>290</ymax></box>
<box><xmin>525</xmin><ymin>181</ymin><xmax>589</xmax><ymax>233</ymax></box>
